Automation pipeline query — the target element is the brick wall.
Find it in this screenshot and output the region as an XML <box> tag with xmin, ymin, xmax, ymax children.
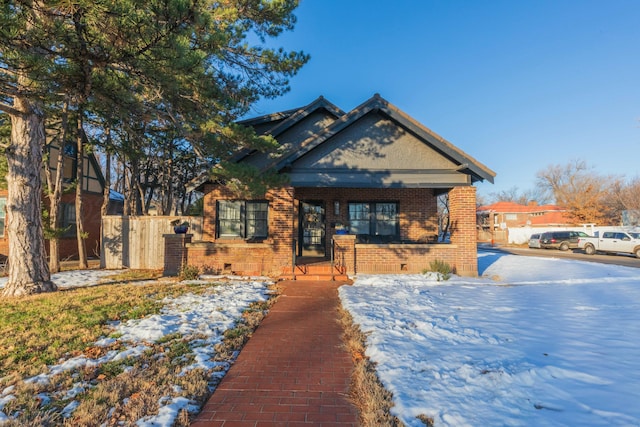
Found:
<box><xmin>295</xmin><ymin>187</ymin><xmax>439</xmax><ymax>249</ymax></box>
<box><xmin>330</xmin><ymin>187</ymin><xmax>478</xmax><ymax>276</ymax></box>
<box><xmin>55</xmin><ymin>192</ymin><xmax>104</xmax><ymax>260</ymax></box>
<box><xmin>355</xmin><ymin>243</ymin><xmax>463</xmax><ymax>274</ymax></box>
<box><xmin>190</xmin><ymin>185</ymin><xmax>478</xmax><ymax>277</ymax></box>
<box><xmin>333</xmin><ymin>234</ymin><xmax>356</xmax><ymax>273</ymax></box>
<box><xmin>191</xmin><ymin>185</ymin><xmax>294</xmax><ymax>276</ymax></box>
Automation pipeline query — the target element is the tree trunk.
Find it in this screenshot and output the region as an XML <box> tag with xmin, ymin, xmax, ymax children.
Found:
<box><xmin>99</xmin><ymin>131</ymin><xmax>111</xmax><ymax>269</ymax></box>
<box><xmin>123</xmin><ymin>166</ymin><xmax>131</xmax><ymax>216</ymax></box>
<box><xmin>2</xmin><ymin>97</ymin><xmax>56</xmax><ymax>297</ymax></box>
<box><xmin>44</xmin><ymin>103</ymin><xmax>70</xmax><ymax>274</ymax></box>
<box><xmin>75</xmin><ymin>115</ymin><xmax>88</xmax><ymax>269</ymax></box>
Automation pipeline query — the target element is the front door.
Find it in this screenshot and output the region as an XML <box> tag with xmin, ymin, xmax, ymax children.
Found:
<box><xmin>299</xmin><ymin>201</ymin><xmax>325</xmax><ymax>257</ymax></box>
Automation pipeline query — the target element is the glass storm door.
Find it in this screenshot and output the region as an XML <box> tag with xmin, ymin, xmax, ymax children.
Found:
<box><xmin>300</xmin><ymin>201</ymin><xmax>325</xmax><ymax>257</ymax></box>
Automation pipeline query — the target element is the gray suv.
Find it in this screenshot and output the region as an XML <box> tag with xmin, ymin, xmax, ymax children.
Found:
<box><xmin>540</xmin><ymin>231</ymin><xmax>589</xmax><ymax>251</ymax></box>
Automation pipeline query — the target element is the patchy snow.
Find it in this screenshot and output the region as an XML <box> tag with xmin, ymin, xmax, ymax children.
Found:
<box><xmin>339</xmin><ymin>249</ymin><xmax>640</xmax><ymax>426</ymax></box>
<box><xmin>0</xmin><ymin>272</ymin><xmax>271</xmax><ymax>425</ymax></box>
<box><xmin>0</xmin><ymin>268</ymin><xmax>120</xmax><ymax>290</ymax></box>
<box><xmin>2</xmin><ymin>250</ymin><xmax>640</xmax><ymax>426</ymax></box>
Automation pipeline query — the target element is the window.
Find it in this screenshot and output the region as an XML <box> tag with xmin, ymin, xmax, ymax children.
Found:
<box><xmin>217</xmin><ymin>200</ymin><xmax>268</xmax><ymax>239</ymax></box>
<box><xmin>61</xmin><ymin>203</ymin><xmax>76</xmax><ymax>237</ymax></box>
<box><xmin>0</xmin><ymin>197</ymin><xmax>6</xmax><ymax>238</ymax></box>
<box><xmin>348</xmin><ymin>202</ymin><xmax>399</xmax><ymax>240</ymax></box>
<box><xmin>62</xmin><ymin>144</ymin><xmax>78</xmax><ymax>183</ymax></box>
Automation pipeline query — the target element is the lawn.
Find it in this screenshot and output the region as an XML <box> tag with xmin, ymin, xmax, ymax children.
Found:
<box><xmin>0</xmin><ymin>272</ymin><xmax>274</xmax><ymax>426</ymax></box>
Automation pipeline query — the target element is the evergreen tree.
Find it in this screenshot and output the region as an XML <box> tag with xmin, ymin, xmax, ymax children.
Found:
<box><xmin>0</xmin><ymin>0</ymin><xmax>308</xmax><ymax>297</ymax></box>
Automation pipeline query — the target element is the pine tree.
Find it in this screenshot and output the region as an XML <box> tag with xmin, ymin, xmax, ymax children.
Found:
<box><xmin>0</xmin><ymin>0</ymin><xmax>308</xmax><ymax>296</ymax></box>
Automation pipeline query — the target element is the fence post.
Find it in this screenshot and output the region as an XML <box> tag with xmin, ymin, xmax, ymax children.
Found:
<box><xmin>163</xmin><ymin>233</ymin><xmax>192</xmax><ymax>276</ymax></box>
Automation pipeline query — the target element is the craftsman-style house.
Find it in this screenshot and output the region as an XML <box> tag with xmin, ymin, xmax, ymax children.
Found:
<box><xmin>183</xmin><ymin>94</ymin><xmax>495</xmax><ymax>278</ymax></box>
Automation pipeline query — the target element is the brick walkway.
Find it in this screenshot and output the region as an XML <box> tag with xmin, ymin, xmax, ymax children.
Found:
<box><xmin>192</xmin><ymin>280</ymin><xmax>359</xmax><ymax>427</ymax></box>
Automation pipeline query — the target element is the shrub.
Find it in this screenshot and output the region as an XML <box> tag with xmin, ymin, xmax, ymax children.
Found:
<box><xmin>179</xmin><ymin>264</ymin><xmax>200</xmax><ymax>281</ymax></box>
<box><xmin>422</xmin><ymin>259</ymin><xmax>452</xmax><ymax>281</ymax></box>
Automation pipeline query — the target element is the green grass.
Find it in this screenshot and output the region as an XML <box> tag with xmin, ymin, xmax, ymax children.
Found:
<box><xmin>0</xmin><ymin>276</ymin><xmax>275</xmax><ymax>426</ymax></box>
<box><xmin>0</xmin><ymin>283</ymin><xmax>174</xmax><ymax>379</ymax></box>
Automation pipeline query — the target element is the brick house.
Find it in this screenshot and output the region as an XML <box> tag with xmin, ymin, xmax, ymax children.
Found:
<box><xmin>184</xmin><ymin>94</ymin><xmax>495</xmax><ymax>277</ymax></box>
<box><xmin>0</xmin><ymin>147</ymin><xmax>122</xmax><ymax>262</ymax></box>
<box><xmin>476</xmin><ymin>201</ymin><xmax>573</xmax><ymax>243</ymax></box>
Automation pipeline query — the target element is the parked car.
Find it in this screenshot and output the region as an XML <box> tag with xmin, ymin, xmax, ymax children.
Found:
<box><xmin>528</xmin><ymin>233</ymin><xmax>542</xmax><ymax>249</ymax></box>
<box><xmin>578</xmin><ymin>231</ymin><xmax>640</xmax><ymax>258</ymax></box>
<box><xmin>539</xmin><ymin>231</ymin><xmax>589</xmax><ymax>251</ymax></box>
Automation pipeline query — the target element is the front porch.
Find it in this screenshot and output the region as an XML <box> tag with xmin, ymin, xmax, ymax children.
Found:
<box><xmin>181</xmin><ymin>233</ymin><xmax>472</xmax><ymax>280</ymax></box>
<box><xmin>181</xmin><ymin>185</ymin><xmax>479</xmax><ymax>278</ymax></box>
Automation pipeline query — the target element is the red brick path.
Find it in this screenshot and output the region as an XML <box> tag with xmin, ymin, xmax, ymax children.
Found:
<box><xmin>192</xmin><ymin>280</ymin><xmax>359</xmax><ymax>427</ymax></box>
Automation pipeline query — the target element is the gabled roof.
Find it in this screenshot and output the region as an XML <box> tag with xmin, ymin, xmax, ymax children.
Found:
<box><xmin>190</xmin><ymin>94</ymin><xmax>496</xmax><ymax>191</ymax></box>
<box><xmin>258</xmin><ymin>96</ymin><xmax>345</xmax><ymax>138</ymax></box>
<box><xmin>265</xmin><ymin>94</ymin><xmax>495</xmax><ymax>184</ymax></box>
<box><xmin>231</xmin><ymin>96</ymin><xmax>345</xmax><ymax>164</ymax></box>
<box><xmin>236</xmin><ymin>96</ymin><xmax>344</xmax><ymax>137</ymax></box>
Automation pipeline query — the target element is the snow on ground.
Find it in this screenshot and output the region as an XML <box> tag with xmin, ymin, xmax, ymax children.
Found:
<box><xmin>0</xmin><ymin>268</ymin><xmax>120</xmax><ymax>289</ymax></box>
<box><xmin>2</xmin><ymin>250</ymin><xmax>640</xmax><ymax>426</ymax></box>
<box><xmin>339</xmin><ymin>249</ymin><xmax>640</xmax><ymax>427</ymax></box>
<box><xmin>0</xmin><ymin>272</ymin><xmax>272</xmax><ymax>425</ymax></box>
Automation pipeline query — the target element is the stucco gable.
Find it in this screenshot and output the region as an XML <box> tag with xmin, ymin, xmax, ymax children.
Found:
<box><xmin>271</xmin><ymin>94</ymin><xmax>495</xmax><ymax>185</ymax></box>
<box><xmin>292</xmin><ymin>111</ymin><xmax>458</xmax><ymax>171</ymax></box>
<box><xmin>234</xmin><ymin>96</ymin><xmax>345</xmax><ymax>168</ymax></box>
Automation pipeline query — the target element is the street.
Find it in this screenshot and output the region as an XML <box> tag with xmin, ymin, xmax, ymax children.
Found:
<box><xmin>483</xmin><ymin>244</ymin><xmax>640</xmax><ymax>269</ymax></box>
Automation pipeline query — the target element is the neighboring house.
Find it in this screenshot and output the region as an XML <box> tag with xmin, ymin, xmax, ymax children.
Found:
<box><xmin>476</xmin><ymin>201</ymin><xmax>573</xmax><ymax>243</ymax></box>
<box><xmin>185</xmin><ymin>94</ymin><xmax>495</xmax><ymax>277</ymax></box>
<box><xmin>0</xmin><ymin>145</ymin><xmax>123</xmax><ymax>262</ymax></box>
<box><xmin>477</xmin><ymin>201</ymin><xmax>573</xmax><ymax>229</ymax></box>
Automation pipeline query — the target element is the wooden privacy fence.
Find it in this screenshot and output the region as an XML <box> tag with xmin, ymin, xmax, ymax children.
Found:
<box><xmin>477</xmin><ymin>229</ymin><xmax>508</xmax><ymax>244</ymax></box>
<box><xmin>101</xmin><ymin>215</ymin><xmax>203</xmax><ymax>269</ymax></box>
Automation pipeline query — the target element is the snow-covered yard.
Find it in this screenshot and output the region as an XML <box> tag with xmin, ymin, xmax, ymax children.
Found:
<box><xmin>340</xmin><ymin>250</ymin><xmax>640</xmax><ymax>426</ymax></box>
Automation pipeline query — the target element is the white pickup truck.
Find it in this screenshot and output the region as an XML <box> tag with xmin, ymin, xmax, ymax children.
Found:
<box><xmin>577</xmin><ymin>231</ymin><xmax>640</xmax><ymax>258</ymax></box>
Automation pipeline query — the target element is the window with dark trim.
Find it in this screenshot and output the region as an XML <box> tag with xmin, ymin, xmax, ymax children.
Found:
<box><xmin>61</xmin><ymin>203</ymin><xmax>76</xmax><ymax>237</ymax></box>
<box><xmin>348</xmin><ymin>202</ymin><xmax>399</xmax><ymax>240</ymax></box>
<box><xmin>217</xmin><ymin>200</ymin><xmax>268</xmax><ymax>239</ymax></box>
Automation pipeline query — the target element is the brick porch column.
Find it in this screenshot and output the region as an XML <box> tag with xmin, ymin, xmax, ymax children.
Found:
<box><xmin>333</xmin><ymin>234</ymin><xmax>356</xmax><ymax>275</ymax></box>
<box><xmin>449</xmin><ymin>186</ymin><xmax>478</xmax><ymax>277</ymax></box>
<box><xmin>163</xmin><ymin>234</ymin><xmax>192</xmax><ymax>276</ymax></box>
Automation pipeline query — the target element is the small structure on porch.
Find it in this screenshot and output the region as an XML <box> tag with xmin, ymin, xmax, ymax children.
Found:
<box><xmin>185</xmin><ymin>94</ymin><xmax>495</xmax><ymax>278</ymax></box>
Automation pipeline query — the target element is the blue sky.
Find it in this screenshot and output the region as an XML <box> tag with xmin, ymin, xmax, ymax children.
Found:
<box><xmin>249</xmin><ymin>0</ymin><xmax>640</xmax><ymax>200</ymax></box>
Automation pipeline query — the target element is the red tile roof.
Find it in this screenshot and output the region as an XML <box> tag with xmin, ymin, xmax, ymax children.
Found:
<box><xmin>477</xmin><ymin>201</ymin><xmax>564</xmax><ymax>213</ymax></box>
<box><xmin>529</xmin><ymin>211</ymin><xmax>573</xmax><ymax>225</ymax></box>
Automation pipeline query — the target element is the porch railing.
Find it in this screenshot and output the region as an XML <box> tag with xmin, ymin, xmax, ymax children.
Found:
<box><xmin>292</xmin><ymin>238</ymin><xmax>297</xmax><ymax>280</ymax></box>
<box><xmin>330</xmin><ymin>238</ymin><xmax>335</xmax><ymax>281</ymax></box>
